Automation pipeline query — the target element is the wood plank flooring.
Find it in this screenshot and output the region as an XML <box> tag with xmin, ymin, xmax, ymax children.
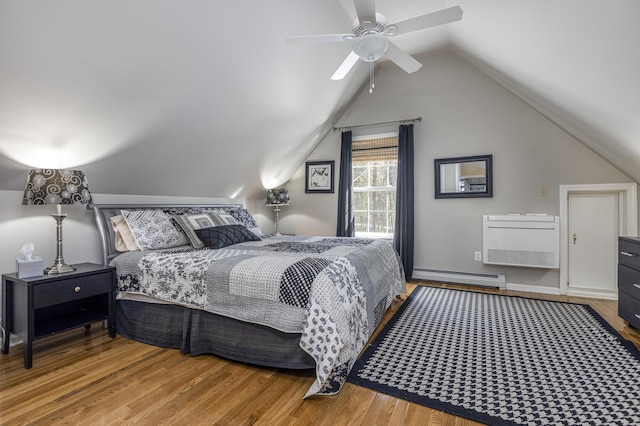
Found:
<box><xmin>1</xmin><ymin>282</ymin><xmax>639</xmax><ymax>425</ymax></box>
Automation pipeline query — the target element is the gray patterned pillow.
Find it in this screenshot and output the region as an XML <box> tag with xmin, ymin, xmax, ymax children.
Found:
<box><xmin>121</xmin><ymin>209</ymin><xmax>189</xmax><ymax>250</ymax></box>
<box><xmin>230</xmin><ymin>208</ymin><xmax>263</xmax><ymax>237</ymax></box>
<box><xmin>173</xmin><ymin>212</ymin><xmax>240</xmax><ymax>248</ymax></box>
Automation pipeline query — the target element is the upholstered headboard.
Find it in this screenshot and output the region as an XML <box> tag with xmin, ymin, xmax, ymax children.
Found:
<box><xmin>88</xmin><ymin>203</ymin><xmax>243</xmax><ymax>267</ymax></box>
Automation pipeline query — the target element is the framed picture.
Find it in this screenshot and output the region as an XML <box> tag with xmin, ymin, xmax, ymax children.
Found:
<box><xmin>305</xmin><ymin>160</ymin><xmax>335</xmax><ymax>193</ymax></box>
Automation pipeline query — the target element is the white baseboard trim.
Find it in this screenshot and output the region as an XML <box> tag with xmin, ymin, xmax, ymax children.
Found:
<box><xmin>506</xmin><ymin>282</ymin><xmax>561</xmax><ymax>295</ymax></box>
<box><xmin>566</xmin><ymin>288</ymin><xmax>618</xmax><ymax>300</ymax></box>
<box><xmin>0</xmin><ymin>329</ymin><xmax>22</xmax><ymax>348</ymax></box>
<box><xmin>413</xmin><ymin>270</ymin><xmax>616</xmax><ymax>299</ymax></box>
<box><xmin>10</xmin><ymin>334</ymin><xmax>21</xmax><ymax>347</ymax></box>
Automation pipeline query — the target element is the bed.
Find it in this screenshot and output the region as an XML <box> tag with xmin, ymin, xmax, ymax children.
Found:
<box><xmin>90</xmin><ymin>203</ymin><xmax>405</xmax><ymax>397</ymax></box>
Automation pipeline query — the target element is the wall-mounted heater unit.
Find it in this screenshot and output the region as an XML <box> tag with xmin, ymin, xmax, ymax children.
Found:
<box><xmin>483</xmin><ymin>214</ymin><xmax>560</xmax><ymax>269</ymax></box>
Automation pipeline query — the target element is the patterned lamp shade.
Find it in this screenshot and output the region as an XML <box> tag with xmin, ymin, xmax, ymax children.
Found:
<box><xmin>265</xmin><ymin>188</ymin><xmax>291</xmax><ymax>206</ymax></box>
<box><xmin>22</xmin><ymin>169</ymin><xmax>93</xmax><ymax>206</ymax></box>
<box><xmin>21</xmin><ymin>169</ymin><xmax>93</xmax><ymax>274</ymax></box>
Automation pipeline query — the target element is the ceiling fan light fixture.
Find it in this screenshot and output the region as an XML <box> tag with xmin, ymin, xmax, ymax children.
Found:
<box><xmin>352</xmin><ymin>34</ymin><xmax>389</xmax><ymax>62</ymax></box>
<box><xmin>287</xmin><ymin>3</ymin><xmax>463</xmax><ymax>82</ymax></box>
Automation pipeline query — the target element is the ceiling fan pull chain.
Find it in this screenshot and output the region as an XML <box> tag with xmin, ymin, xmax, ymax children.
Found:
<box><xmin>369</xmin><ymin>60</ymin><xmax>375</xmax><ymax>93</ymax></box>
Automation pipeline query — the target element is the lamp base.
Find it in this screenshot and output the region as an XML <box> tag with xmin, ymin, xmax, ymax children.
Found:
<box><xmin>45</xmin><ymin>263</ymin><xmax>76</xmax><ymax>275</ymax></box>
<box><xmin>272</xmin><ymin>206</ymin><xmax>282</xmax><ymax>236</ymax></box>
<box><xmin>46</xmin><ymin>212</ymin><xmax>75</xmax><ymax>274</ymax></box>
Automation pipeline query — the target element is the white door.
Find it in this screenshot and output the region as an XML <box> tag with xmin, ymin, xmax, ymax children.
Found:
<box><xmin>567</xmin><ymin>192</ymin><xmax>618</xmax><ymax>296</ymax></box>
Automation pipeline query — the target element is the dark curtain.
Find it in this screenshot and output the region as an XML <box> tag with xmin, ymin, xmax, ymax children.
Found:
<box><xmin>394</xmin><ymin>124</ymin><xmax>415</xmax><ymax>280</ymax></box>
<box><xmin>336</xmin><ymin>131</ymin><xmax>354</xmax><ymax>237</ymax></box>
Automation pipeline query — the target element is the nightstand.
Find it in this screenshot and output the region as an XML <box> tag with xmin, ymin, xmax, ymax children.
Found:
<box><xmin>1</xmin><ymin>263</ymin><xmax>116</xmax><ymax>368</ymax></box>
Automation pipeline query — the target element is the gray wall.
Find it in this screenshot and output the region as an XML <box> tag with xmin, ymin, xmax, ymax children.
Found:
<box><xmin>281</xmin><ymin>51</ymin><xmax>634</xmax><ymax>290</ymax></box>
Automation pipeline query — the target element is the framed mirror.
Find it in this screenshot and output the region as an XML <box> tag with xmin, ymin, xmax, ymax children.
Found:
<box><xmin>434</xmin><ymin>155</ymin><xmax>493</xmax><ymax>199</ymax></box>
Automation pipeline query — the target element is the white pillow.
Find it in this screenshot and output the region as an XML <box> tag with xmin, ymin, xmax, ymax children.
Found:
<box><xmin>110</xmin><ymin>215</ymin><xmax>140</xmax><ymax>252</ymax></box>
<box><xmin>121</xmin><ymin>210</ymin><xmax>189</xmax><ymax>250</ymax></box>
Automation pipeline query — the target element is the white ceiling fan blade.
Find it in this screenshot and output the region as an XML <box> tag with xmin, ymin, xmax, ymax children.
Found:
<box><xmin>391</xmin><ymin>6</ymin><xmax>463</xmax><ymax>35</ymax></box>
<box><xmin>353</xmin><ymin>0</ymin><xmax>376</xmax><ymax>26</ymax></box>
<box><xmin>384</xmin><ymin>42</ymin><xmax>422</xmax><ymax>74</ymax></box>
<box><xmin>331</xmin><ymin>51</ymin><xmax>360</xmax><ymax>80</ymax></box>
<box><xmin>286</xmin><ymin>34</ymin><xmax>352</xmax><ymax>44</ymax></box>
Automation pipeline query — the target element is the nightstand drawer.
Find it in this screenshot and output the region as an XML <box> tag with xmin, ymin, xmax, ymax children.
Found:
<box><xmin>619</xmin><ymin>264</ymin><xmax>640</xmax><ymax>298</ymax></box>
<box><xmin>33</xmin><ymin>273</ymin><xmax>112</xmax><ymax>309</ymax></box>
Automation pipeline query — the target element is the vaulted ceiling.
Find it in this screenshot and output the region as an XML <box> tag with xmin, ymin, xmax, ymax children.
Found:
<box><xmin>1</xmin><ymin>0</ymin><xmax>638</xmax><ymax>197</ymax></box>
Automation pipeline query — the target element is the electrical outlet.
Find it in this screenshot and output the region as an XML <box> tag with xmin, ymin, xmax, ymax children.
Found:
<box><xmin>539</xmin><ymin>186</ymin><xmax>549</xmax><ymax>197</ymax></box>
<box><xmin>474</xmin><ymin>251</ymin><xmax>482</xmax><ymax>261</ymax></box>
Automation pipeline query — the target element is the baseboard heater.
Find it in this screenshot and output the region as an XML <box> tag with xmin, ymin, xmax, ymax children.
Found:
<box><xmin>412</xmin><ymin>268</ymin><xmax>506</xmax><ymax>289</ymax></box>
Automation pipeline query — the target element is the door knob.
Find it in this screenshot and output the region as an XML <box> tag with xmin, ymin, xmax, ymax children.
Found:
<box><xmin>573</xmin><ymin>233</ymin><xmax>577</xmax><ymax>244</ymax></box>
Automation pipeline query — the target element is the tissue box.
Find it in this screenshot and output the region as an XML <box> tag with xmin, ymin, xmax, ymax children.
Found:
<box><xmin>16</xmin><ymin>257</ymin><xmax>44</xmax><ymax>279</ymax></box>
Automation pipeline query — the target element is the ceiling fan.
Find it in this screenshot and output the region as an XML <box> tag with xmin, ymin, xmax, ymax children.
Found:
<box><xmin>286</xmin><ymin>0</ymin><xmax>463</xmax><ymax>91</ymax></box>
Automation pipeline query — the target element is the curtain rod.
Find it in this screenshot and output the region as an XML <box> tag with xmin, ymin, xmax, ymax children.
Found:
<box><xmin>333</xmin><ymin>116</ymin><xmax>422</xmax><ymax>132</ymax></box>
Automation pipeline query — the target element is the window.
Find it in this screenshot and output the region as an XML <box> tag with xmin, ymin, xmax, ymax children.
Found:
<box><xmin>352</xmin><ymin>134</ymin><xmax>398</xmax><ymax>238</ymax></box>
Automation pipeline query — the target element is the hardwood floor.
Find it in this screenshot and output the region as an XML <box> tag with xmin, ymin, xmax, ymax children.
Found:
<box><xmin>1</xmin><ymin>282</ymin><xmax>639</xmax><ymax>425</ymax></box>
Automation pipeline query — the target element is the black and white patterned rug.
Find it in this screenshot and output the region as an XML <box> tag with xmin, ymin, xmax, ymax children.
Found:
<box><xmin>347</xmin><ymin>286</ymin><xmax>640</xmax><ymax>425</ymax></box>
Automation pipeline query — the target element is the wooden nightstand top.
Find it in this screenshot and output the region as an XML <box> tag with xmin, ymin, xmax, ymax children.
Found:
<box><xmin>3</xmin><ymin>263</ymin><xmax>114</xmax><ymax>284</ymax></box>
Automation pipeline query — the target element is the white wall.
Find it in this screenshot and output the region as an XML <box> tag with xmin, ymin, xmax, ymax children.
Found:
<box><xmin>282</xmin><ymin>51</ymin><xmax>634</xmax><ymax>290</ymax></box>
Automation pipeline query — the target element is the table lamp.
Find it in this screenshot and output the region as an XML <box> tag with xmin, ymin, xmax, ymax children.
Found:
<box><xmin>265</xmin><ymin>188</ymin><xmax>290</xmax><ymax>236</ymax></box>
<box><xmin>22</xmin><ymin>169</ymin><xmax>93</xmax><ymax>274</ymax></box>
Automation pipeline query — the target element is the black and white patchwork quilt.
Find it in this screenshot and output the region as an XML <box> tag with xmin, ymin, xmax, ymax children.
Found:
<box><xmin>111</xmin><ymin>236</ymin><xmax>405</xmax><ymax>397</ymax></box>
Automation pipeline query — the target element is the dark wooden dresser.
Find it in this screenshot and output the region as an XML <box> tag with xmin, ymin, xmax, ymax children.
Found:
<box><xmin>618</xmin><ymin>236</ymin><xmax>640</xmax><ymax>330</ymax></box>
